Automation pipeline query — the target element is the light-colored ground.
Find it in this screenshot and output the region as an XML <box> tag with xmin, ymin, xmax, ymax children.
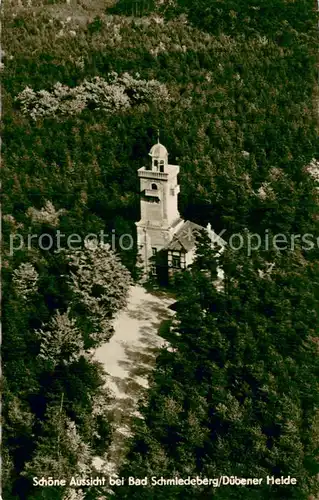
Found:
<box><xmin>93</xmin><ymin>285</ymin><xmax>175</xmax><ymax>476</ymax></box>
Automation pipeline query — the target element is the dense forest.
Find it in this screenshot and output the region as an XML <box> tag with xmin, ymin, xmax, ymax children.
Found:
<box><xmin>2</xmin><ymin>0</ymin><xmax>319</xmax><ymax>498</ymax></box>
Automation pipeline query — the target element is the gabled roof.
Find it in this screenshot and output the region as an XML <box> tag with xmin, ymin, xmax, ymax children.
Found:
<box><xmin>167</xmin><ymin>220</ymin><xmax>204</xmax><ymax>252</ymax></box>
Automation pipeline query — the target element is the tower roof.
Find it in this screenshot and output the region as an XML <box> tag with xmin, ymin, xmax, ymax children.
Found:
<box><xmin>149</xmin><ymin>141</ymin><xmax>168</xmax><ymax>158</ymax></box>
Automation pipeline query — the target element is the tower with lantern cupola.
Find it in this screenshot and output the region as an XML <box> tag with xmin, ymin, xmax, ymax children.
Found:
<box><xmin>136</xmin><ymin>136</ymin><xmax>183</xmax><ymax>278</ymax></box>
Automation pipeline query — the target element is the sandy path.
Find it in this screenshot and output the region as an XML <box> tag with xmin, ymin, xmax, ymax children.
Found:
<box><xmin>93</xmin><ymin>285</ymin><xmax>175</xmax><ymax>476</ymax></box>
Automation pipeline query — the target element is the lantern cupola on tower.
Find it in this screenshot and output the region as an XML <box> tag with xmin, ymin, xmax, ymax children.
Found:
<box><xmin>148</xmin><ymin>133</ymin><xmax>168</xmax><ymax>172</ymax></box>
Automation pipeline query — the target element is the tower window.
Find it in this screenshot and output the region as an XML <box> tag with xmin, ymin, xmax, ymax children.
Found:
<box><xmin>160</xmin><ymin>160</ymin><xmax>164</xmax><ymax>172</ymax></box>
<box><xmin>153</xmin><ymin>160</ymin><xmax>159</xmax><ymax>171</ymax></box>
<box><xmin>151</xmin><ymin>183</ymin><xmax>158</xmax><ymax>190</ymax></box>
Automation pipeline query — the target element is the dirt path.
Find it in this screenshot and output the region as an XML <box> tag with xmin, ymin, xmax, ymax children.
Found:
<box><xmin>93</xmin><ymin>285</ymin><xmax>175</xmax><ymax>476</ymax></box>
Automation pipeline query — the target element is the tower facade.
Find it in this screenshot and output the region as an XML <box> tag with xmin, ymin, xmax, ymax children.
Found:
<box><xmin>136</xmin><ymin>140</ymin><xmax>183</xmax><ymax>278</ymax></box>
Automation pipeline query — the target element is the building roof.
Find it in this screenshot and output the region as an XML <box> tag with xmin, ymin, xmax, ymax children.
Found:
<box><xmin>149</xmin><ymin>141</ymin><xmax>168</xmax><ymax>158</ymax></box>
<box><xmin>166</xmin><ymin>220</ymin><xmax>204</xmax><ymax>252</ymax></box>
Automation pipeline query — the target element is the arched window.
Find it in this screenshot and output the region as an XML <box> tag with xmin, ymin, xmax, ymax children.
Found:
<box><xmin>159</xmin><ymin>160</ymin><xmax>164</xmax><ymax>172</ymax></box>
<box><xmin>153</xmin><ymin>159</ymin><xmax>159</xmax><ymax>171</ymax></box>
<box><xmin>151</xmin><ymin>183</ymin><xmax>158</xmax><ymax>190</ymax></box>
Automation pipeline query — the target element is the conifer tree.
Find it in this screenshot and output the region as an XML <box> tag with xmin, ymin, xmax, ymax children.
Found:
<box><xmin>66</xmin><ymin>240</ymin><xmax>133</xmax><ymax>347</ymax></box>
<box><xmin>22</xmin><ymin>402</ymin><xmax>93</xmax><ymax>499</ymax></box>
